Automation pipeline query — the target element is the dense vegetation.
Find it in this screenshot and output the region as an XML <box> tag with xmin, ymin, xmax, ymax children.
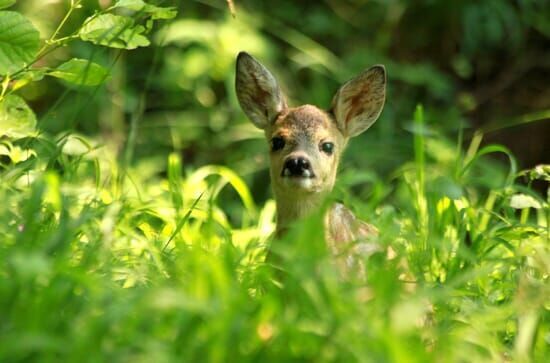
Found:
<box><xmin>1</xmin><ymin>1</ymin><xmax>548</xmax><ymax>362</ymax></box>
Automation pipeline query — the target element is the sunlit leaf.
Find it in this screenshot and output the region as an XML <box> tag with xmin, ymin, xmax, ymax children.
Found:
<box><xmin>49</xmin><ymin>58</ymin><xmax>110</xmax><ymax>86</ymax></box>
<box><xmin>530</xmin><ymin>164</ymin><xmax>550</xmax><ymax>182</ymax></box>
<box><xmin>79</xmin><ymin>14</ymin><xmax>150</xmax><ymax>49</ymax></box>
<box><xmin>0</xmin><ymin>11</ymin><xmax>40</xmax><ymax>74</ymax></box>
<box><xmin>510</xmin><ymin>194</ymin><xmax>542</xmax><ymax>209</ymax></box>
<box><xmin>144</xmin><ymin>4</ymin><xmax>177</xmax><ymax>20</ymax></box>
<box><xmin>5</xmin><ymin>145</ymin><xmax>36</xmax><ymax>163</ymax></box>
<box><xmin>0</xmin><ymin>141</ymin><xmax>35</xmax><ymax>163</ymax></box>
<box><xmin>114</xmin><ymin>0</ymin><xmax>177</xmax><ymax>20</ymax></box>
<box><xmin>0</xmin><ymin>94</ymin><xmax>37</xmax><ymax>138</ymax></box>
<box><xmin>12</xmin><ymin>68</ymin><xmax>46</xmax><ymax>91</ymax></box>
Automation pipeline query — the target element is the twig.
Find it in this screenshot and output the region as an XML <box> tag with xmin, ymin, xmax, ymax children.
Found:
<box><xmin>226</xmin><ymin>0</ymin><xmax>236</xmax><ymax>18</ymax></box>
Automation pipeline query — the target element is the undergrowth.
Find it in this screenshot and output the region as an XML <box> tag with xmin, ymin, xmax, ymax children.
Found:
<box><xmin>0</xmin><ymin>1</ymin><xmax>548</xmax><ymax>362</ymax></box>
<box><xmin>0</xmin><ymin>105</ymin><xmax>548</xmax><ymax>362</ymax></box>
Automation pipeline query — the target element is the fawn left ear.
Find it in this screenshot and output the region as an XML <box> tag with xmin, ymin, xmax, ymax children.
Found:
<box><xmin>235</xmin><ymin>52</ymin><xmax>287</xmax><ymax>130</ymax></box>
<box><xmin>331</xmin><ymin>65</ymin><xmax>386</xmax><ymax>137</ymax></box>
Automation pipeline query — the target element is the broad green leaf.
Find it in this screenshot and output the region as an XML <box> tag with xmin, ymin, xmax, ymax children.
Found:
<box><xmin>510</xmin><ymin>194</ymin><xmax>541</xmax><ymax>209</ymax></box>
<box><xmin>0</xmin><ymin>11</ymin><xmax>40</xmax><ymax>75</ymax></box>
<box><xmin>114</xmin><ymin>0</ymin><xmax>177</xmax><ymax>20</ymax></box>
<box><xmin>79</xmin><ymin>14</ymin><xmax>150</xmax><ymax>49</ymax></box>
<box><xmin>49</xmin><ymin>58</ymin><xmax>110</xmax><ymax>86</ymax></box>
<box><xmin>0</xmin><ymin>94</ymin><xmax>37</xmax><ymax>138</ymax></box>
<box><xmin>0</xmin><ymin>0</ymin><xmax>16</xmax><ymax>10</ymax></box>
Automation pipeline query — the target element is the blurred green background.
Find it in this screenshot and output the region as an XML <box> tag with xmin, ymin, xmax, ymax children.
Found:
<box><xmin>2</xmin><ymin>2</ymin><xmax>549</xmax><ymax>361</ymax></box>
<box><xmin>16</xmin><ymin>0</ymin><xmax>549</xmax><ymax>203</ymax></box>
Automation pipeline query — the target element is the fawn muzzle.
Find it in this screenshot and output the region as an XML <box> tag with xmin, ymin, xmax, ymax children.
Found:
<box><xmin>282</xmin><ymin>156</ymin><xmax>315</xmax><ymax>178</ymax></box>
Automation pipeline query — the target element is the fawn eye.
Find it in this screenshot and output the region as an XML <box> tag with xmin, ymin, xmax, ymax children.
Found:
<box><xmin>271</xmin><ymin>137</ymin><xmax>285</xmax><ymax>151</ymax></box>
<box><xmin>321</xmin><ymin>142</ymin><xmax>334</xmax><ymax>155</ymax></box>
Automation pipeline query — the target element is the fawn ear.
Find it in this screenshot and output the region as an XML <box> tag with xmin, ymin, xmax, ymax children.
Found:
<box><xmin>331</xmin><ymin>65</ymin><xmax>386</xmax><ymax>137</ymax></box>
<box><xmin>235</xmin><ymin>52</ymin><xmax>287</xmax><ymax>129</ymax></box>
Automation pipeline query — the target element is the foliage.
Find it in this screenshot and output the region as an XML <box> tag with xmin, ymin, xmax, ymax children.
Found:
<box><xmin>0</xmin><ymin>0</ymin><xmax>549</xmax><ymax>362</ymax></box>
<box><xmin>0</xmin><ymin>0</ymin><xmax>176</xmax><ymax>110</ymax></box>
<box><xmin>1</xmin><ymin>101</ymin><xmax>548</xmax><ymax>361</ymax></box>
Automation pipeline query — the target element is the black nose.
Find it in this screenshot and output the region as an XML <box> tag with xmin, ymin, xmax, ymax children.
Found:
<box><xmin>283</xmin><ymin>157</ymin><xmax>312</xmax><ymax>177</ymax></box>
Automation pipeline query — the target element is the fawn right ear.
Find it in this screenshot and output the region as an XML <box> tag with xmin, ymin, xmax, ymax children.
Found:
<box><xmin>331</xmin><ymin>65</ymin><xmax>386</xmax><ymax>137</ymax></box>
<box><xmin>235</xmin><ymin>52</ymin><xmax>287</xmax><ymax>129</ymax></box>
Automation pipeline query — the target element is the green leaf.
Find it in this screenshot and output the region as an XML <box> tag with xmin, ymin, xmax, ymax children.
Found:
<box><xmin>114</xmin><ymin>0</ymin><xmax>177</xmax><ymax>20</ymax></box>
<box><xmin>12</xmin><ymin>68</ymin><xmax>46</xmax><ymax>91</ymax></box>
<box><xmin>49</xmin><ymin>58</ymin><xmax>110</xmax><ymax>86</ymax></box>
<box><xmin>144</xmin><ymin>4</ymin><xmax>177</xmax><ymax>20</ymax></box>
<box><xmin>113</xmin><ymin>0</ymin><xmax>146</xmax><ymax>10</ymax></box>
<box><xmin>0</xmin><ymin>0</ymin><xmax>16</xmax><ymax>10</ymax></box>
<box><xmin>528</xmin><ymin>164</ymin><xmax>550</xmax><ymax>182</ymax></box>
<box><xmin>0</xmin><ymin>94</ymin><xmax>37</xmax><ymax>138</ymax></box>
<box><xmin>79</xmin><ymin>14</ymin><xmax>150</xmax><ymax>49</ymax></box>
<box><xmin>0</xmin><ymin>11</ymin><xmax>40</xmax><ymax>75</ymax></box>
<box><xmin>509</xmin><ymin>194</ymin><xmax>541</xmax><ymax>209</ymax></box>
<box><xmin>0</xmin><ymin>144</ymin><xmax>36</xmax><ymax>163</ymax></box>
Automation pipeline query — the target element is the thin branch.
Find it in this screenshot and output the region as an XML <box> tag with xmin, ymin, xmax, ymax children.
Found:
<box><xmin>226</xmin><ymin>0</ymin><xmax>236</xmax><ymax>17</ymax></box>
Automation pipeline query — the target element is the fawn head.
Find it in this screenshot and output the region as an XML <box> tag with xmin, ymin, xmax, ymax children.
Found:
<box><xmin>235</xmin><ymin>52</ymin><xmax>386</xmax><ymax>201</ymax></box>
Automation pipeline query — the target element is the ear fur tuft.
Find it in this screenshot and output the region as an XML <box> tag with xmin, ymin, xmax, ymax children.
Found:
<box><xmin>331</xmin><ymin>65</ymin><xmax>386</xmax><ymax>137</ymax></box>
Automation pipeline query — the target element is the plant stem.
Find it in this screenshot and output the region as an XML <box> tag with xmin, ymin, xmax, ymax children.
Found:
<box><xmin>49</xmin><ymin>0</ymin><xmax>81</xmax><ymax>45</ymax></box>
<box><xmin>414</xmin><ymin>104</ymin><xmax>428</xmax><ymax>248</ymax></box>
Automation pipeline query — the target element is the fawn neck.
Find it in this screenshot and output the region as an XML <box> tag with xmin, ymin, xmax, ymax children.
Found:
<box><xmin>273</xmin><ymin>179</ymin><xmax>334</xmax><ymax>236</ymax></box>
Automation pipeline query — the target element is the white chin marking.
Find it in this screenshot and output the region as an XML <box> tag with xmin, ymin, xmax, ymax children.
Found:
<box><xmin>282</xmin><ymin>177</ymin><xmax>314</xmax><ymax>190</ymax></box>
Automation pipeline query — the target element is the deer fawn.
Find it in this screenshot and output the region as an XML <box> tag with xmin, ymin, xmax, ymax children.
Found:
<box><xmin>235</xmin><ymin>52</ymin><xmax>386</xmax><ymax>275</ymax></box>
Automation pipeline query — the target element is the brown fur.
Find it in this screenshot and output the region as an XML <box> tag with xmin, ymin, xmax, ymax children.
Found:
<box><xmin>235</xmin><ymin>52</ymin><xmax>386</xmax><ymax>278</ymax></box>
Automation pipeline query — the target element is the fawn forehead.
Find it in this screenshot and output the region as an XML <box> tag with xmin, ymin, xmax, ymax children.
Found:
<box><xmin>271</xmin><ymin>105</ymin><xmax>339</xmax><ymax>140</ymax></box>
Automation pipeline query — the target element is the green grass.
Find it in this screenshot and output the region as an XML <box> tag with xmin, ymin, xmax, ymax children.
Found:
<box><xmin>0</xmin><ymin>108</ymin><xmax>548</xmax><ymax>362</ymax></box>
